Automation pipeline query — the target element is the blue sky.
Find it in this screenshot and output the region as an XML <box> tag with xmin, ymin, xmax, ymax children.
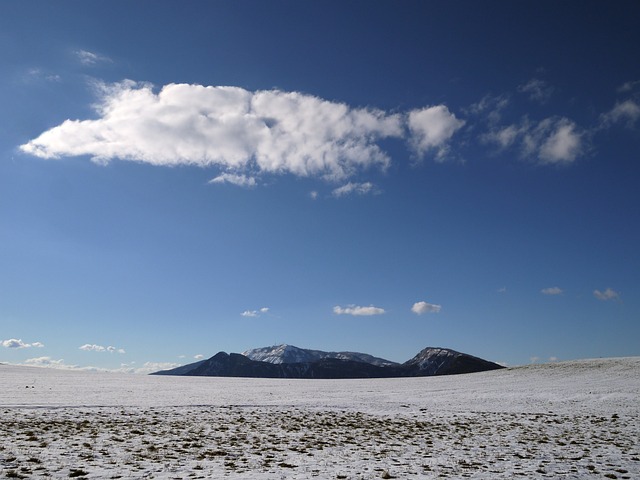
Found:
<box><xmin>1</xmin><ymin>1</ymin><xmax>639</xmax><ymax>373</ymax></box>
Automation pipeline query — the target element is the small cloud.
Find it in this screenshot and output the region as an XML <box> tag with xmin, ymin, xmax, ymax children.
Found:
<box><xmin>79</xmin><ymin>343</ymin><xmax>125</xmax><ymax>353</ymax></box>
<box><xmin>331</xmin><ymin>182</ymin><xmax>377</xmax><ymax>198</ymax></box>
<box><xmin>593</xmin><ymin>288</ymin><xmax>620</xmax><ymax>301</ymax></box>
<box><xmin>194</xmin><ymin>354</ymin><xmax>204</xmax><ymax>360</ymax></box>
<box><xmin>536</xmin><ymin>119</ymin><xmax>583</xmax><ymax>165</ymax></box>
<box><xmin>333</xmin><ymin>305</ymin><xmax>386</xmax><ymax>316</ymax></box>
<box><xmin>549</xmin><ymin>356</ymin><xmax>559</xmax><ymax>362</ymax></box>
<box><xmin>24</xmin><ymin>68</ymin><xmax>61</xmax><ymax>83</ymax></box>
<box><xmin>518</xmin><ymin>78</ymin><xmax>554</xmax><ymax>103</ymax></box>
<box><xmin>530</xmin><ymin>356</ymin><xmax>540</xmax><ymax>364</ymax></box>
<box><xmin>541</xmin><ymin>287</ymin><xmax>563</xmax><ymax>295</ymax></box>
<box><xmin>407</xmin><ymin>105</ymin><xmax>465</xmax><ymax>160</ymax></box>
<box><xmin>467</xmin><ymin>93</ymin><xmax>510</xmax><ymax>124</ymax></box>
<box><xmin>1</xmin><ymin>339</ymin><xmax>45</xmax><ymax>349</ymax></box>
<box><xmin>309</xmin><ymin>190</ymin><xmax>319</xmax><ymax>200</ymax></box>
<box><xmin>497</xmin><ymin>286</ymin><xmax>507</xmax><ymax>294</ymax></box>
<box><xmin>600</xmin><ymin>100</ymin><xmax>640</xmax><ymax>129</ymax></box>
<box><xmin>209</xmin><ymin>173</ymin><xmax>257</xmax><ymax>188</ymax></box>
<box><xmin>617</xmin><ymin>80</ymin><xmax>640</xmax><ymax>93</ymax></box>
<box><xmin>241</xmin><ymin>307</ymin><xmax>270</xmax><ymax>317</ymax></box>
<box><xmin>75</xmin><ymin>49</ymin><xmax>112</xmax><ymax>66</ymax></box>
<box><xmin>411</xmin><ymin>301</ymin><xmax>442</xmax><ymax>315</ymax></box>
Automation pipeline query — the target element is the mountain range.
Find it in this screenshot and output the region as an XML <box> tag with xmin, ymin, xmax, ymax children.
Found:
<box><xmin>152</xmin><ymin>344</ymin><xmax>504</xmax><ymax>378</ymax></box>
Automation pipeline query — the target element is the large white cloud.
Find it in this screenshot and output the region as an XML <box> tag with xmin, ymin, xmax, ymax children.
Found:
<box><xmin>407</xmin><ymin>105</ymin><xmax>465</xmax><ymax>160</ymax></box>
<box><xmin>333</xmin><ymin>305</ymin><xmax>386</xmax><ymax>316</ymax></box>
<box><xmin>21</xmin><ymin>81</ymin><xmax>405</xmax><ymax>182</ymax></box>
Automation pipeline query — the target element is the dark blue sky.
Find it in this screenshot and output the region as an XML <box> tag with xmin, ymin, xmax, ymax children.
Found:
<box><xmin>1</xmin><ymin>1</ymin><xmax>639</xmax><ymax>372</ymax></box>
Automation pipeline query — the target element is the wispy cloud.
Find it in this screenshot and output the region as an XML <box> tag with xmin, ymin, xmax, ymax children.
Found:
<box><xmin>411</xmin><ymin>301</ymin><xmax>442</xmax><ymax>315</ymax></box>
<box><xmin>241</xmin><ymin>307</ymin><xmax>270</xmax><ymax>317</ymax></box>
<box><xmin>333</xmin><ymin>305</ymin><xmax>385</xmax><ymax>316</ymax></box>
<box><xmin>593</xmin><ymin>288</ymin><xmax>620</xmax><ymax>301</ymax></box>
<box><xmin>541</xmin><ymin>287</ymin><xmax>563</xmax><ymax>296</ymax></box>
<box><xmin>75</xmin><ymin>49</ymin><xmax>112</xmax><ymax>66</ymax></box>
<box><xmin>194</xmin><ymin>354</ymin><xmax>204</xmax><ymax>360</ymax></box>
<box><xmin>484</xmin><ymin>116</ymin><xmax>584</xmax><ymax>165</ymax></box>
<box><xmin>24</xmin><ymin>68</ymin><xmax>61</xmax><ymax>83</ymax></box>
<box><xmin>518</xmin><ymin>78</ymin><xmax>554</xmax><ymax>103</ymax></box>
<box><xmin>331</xmin><ymin>182</ymin><xmax>377</xmax><ymax>198</ymax></box>
<box><xmin>617</xmin><ymin>80</ymin><xmax>640</xmax><ymax>93</ymax></box>
<box><xmin>209</xmin><ymin>173</ymin><xmax>257</xmax><ymax>188</ymax></box>
<box><xmin>600</xmin><ymin>100</ymin><xmax>640</xmax><ymax>129</ymax></box>
<box><xmin>1</xmin><ymin>339</ymin><xmax>45</xmax><ymax>349</ymax></box>
<box><xmin>79</xmin><ymin>344</ymin><xmax>126</xmax><ymax>354</ymax></box>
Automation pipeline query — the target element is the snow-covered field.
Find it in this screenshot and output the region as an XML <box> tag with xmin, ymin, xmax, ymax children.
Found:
<box><xmin>1</xmin><ymin>357</ymin><xmax>638</xmax><ymax>479</ymax></box>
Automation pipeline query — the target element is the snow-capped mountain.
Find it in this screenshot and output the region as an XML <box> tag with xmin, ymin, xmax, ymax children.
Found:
<box><xmin>403</xmin><ymin>347</ymin><xmax>503</xmax><ymax>376</ymax></box>
<box><xmin>242</xmin><ymin>344</ymin><xmax>398</xmax><ymax>367</ymax></box>
<box><xmin>152</xmin><ymin>345</ymin><xmax>504</xmax><ymax>378</ymax></box>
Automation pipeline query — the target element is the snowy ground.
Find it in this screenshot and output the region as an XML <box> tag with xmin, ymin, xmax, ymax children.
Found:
<box><xmin>1</xmin><ymin>357</ymin><xmax>638</xmax><ymax>479</ymax></box>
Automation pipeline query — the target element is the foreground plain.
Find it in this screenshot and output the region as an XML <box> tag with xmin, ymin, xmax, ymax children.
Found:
<box><xmin>1</xmin><ymin>357</ymin><xmax>638</xmax><ymax>479</ymax></box>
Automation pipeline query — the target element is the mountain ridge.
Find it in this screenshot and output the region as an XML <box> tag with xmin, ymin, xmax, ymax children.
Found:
<box><xmin>152</xmin><ymin>345</ymin><xmax>504</xmax><ymax>378</ymax></box>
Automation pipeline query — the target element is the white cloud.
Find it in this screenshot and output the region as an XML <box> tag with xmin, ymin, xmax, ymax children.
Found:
<box><xmin>485</xmin><ymin>117</ymin><xmax>583</xmax><ymax>165</ymax></box>
<box><xmin>593</xmin><ymin>288</ymin><xmax>620</xmax><ymax>301</ymax></box>
<box><xmin>194</xmin><ymin>354</ymin><xmax>204</xmax><ymax>360</ymax></box>
<box><xmin>209</xmin><ymin>173</ymin><xmax>257</xmax><ymax>188</ymax></box>
<box><xmin>541</xmin><ymin>287</ymin><xmax>563</xmax><ymax>295</ymax></box>
<box><xmin>1</xmin><ymin>339</ymin><xmax>45</xmax><ymax>349</ymax></box>
<box><xmin>75</xmin><ymin>49</ymin><xmax>112</xmax><ymax>66</ymax></box>
<box><xmin>537</xmin><ymin>119</ymin><xmax>583</xmax><ymax>164</ymax></box>
<box><xmin>79</xmin><ymin>344</ymin><xmax>125</xmax><ymax>353</ymax></box>
<box><xmin>21</xmin><ymin>81</ymin><xmax>404</xmax><ymax>182</ymax></box>
<box><xmin>331</xmin><ymin>181</ymin><xmax>377</xmax><ymax>197</ymax></box>
<box><xmin>25</xmin><ymin>356</ymin><xmax>68</xmax><ymax>367</ymax></box>
<box><xmin>241</xmin><ymin>307</ymin><xmax>270</xmax><ymax>317</ymax></box>
<box><xmin>485</xmin><ymin>124</ymin><xmax>522</xmax><ymax>149</ymax></box>
<box><xmin>518</xmin><ymin>78</ymin><xmax>554</xmax><ymax>103</ymax></box>
<box><xmin>600</xmin><ymin>100</ymin><xmax>640</xmax><ymax>128</ymax></box>
<box><xmin>407</xmin><ymin>105</ymin><xmax>465</xmax><ymax>160</ymax></box>
<box><xmin>497</xmin><ymin>286</ymin><xmax>507</xmax><ymax>294</ymax></box>
<box><xmin>411</xmin><ymin>301</ymin><xmax>442</xmax><ymax>315</ymax></box>
<box><xmin>309</xmin><ymin>190</ymin><xmax>319</xmax><ymax>200</ymax></box>
<box><xmin>333</xmin><ymin>305</ymin><xmax>385</xmax><ymax>316</ymax></box>
<box><xmin>25</xmin><ymin>68</ymin><xmax>61</xmax><ymax>83</ymax></box>
<box><xmin>467</xmin><ymin>93</ymin><xmax>510</xmax><ymax>123</ymax></box>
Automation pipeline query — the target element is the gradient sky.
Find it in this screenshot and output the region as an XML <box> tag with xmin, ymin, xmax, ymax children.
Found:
<box><xmin>1</xmin><ymin>1</ymin><xmax>639</xmax><ymax>373</ymax></box>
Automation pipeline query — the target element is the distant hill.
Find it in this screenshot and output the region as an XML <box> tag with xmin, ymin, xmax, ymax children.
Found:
<box><xmin>152</xmin><ymin>345</ymin><xmax>503</xmax><ymax>378</ymax></box>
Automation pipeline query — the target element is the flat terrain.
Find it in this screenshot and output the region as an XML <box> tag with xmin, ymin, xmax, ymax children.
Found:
<box><xmin>1</xmin><ymin>358</ymin><xmax>638</xmax><ymax>479</ymax></box>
